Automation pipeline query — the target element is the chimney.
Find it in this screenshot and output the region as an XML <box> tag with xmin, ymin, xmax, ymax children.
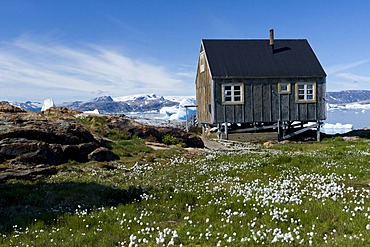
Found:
<box><xmin>269</xmin><ymin>29</ymin><xmax>274</xmax><ymax>54</ymax></box>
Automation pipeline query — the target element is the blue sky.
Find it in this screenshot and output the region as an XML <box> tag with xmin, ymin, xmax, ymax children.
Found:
<box><xmin>1</xmin><ymin>1</ymin><xmax>370</xmax><ymax>103</ymax></box>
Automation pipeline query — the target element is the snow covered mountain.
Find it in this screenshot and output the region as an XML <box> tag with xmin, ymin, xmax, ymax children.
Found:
<box><xmin>61</xmin><ymin>96</ymin><xmax>130</xmax><ymax>114</ymax></box>
<box><xmin>61</xmin><ymin>94</ymin><xmax>183</xmax><ymax>114</ymax></box>
<box><xmin>326</xmin><ymin>90</ymin><xmax>370</xmax><ymax>104</ymax></box>
<box><xmin>3</xmin><ymin>101</ymin><xmax>42</xmax><ymax>111</ymax></box>
<box><xmin>113</xmin><ymin>94</ymin><xmax>178</xmax><ymax>113</ymax></box>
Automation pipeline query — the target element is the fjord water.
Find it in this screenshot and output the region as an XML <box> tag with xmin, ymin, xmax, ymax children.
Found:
<box><xmin>126</xmin><ymin>108</ymin><xmax>370</xmax><ymax>135</ymax></box>
<box><xmin>325</xmin><ymin>108</ymin><xmax>370</xmax><ymax>130</ymax></box>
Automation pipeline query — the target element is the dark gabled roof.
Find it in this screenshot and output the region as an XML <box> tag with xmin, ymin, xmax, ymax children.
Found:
<box><xmin>202</xmin><ymin>39</ymin><xmax>326</xmax><ymax>78</ymax></box>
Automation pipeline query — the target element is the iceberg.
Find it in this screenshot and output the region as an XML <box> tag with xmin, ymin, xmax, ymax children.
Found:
<box><xmin>41</xmin><ymin>99</ymin><xmax>55</xmax><ymax>111</ymax></box>
<box><xmin>160</xmin><ymin>98</ymin><xmax>196</xmax><ymax>121</ymax></box>
<box><xmin>160</xmin><ymin>106</ymin><xmax>178</xmax><ymax>119</ymax></box>
<box><xmin>321</xmin><ymin>123</ymin><xmax>353</xmax><ymax>134</ymax></box>
<box><xmin>83</xmin><ymin>109</ymin><xmax>100</xmax><ymax>114</ymax></box>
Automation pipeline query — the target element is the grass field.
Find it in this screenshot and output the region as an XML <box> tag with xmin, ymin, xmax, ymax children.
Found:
<box><xmin>1</xmin><ymin>137</ymin><xmax>370</xmax><ymax>246</ymax></box>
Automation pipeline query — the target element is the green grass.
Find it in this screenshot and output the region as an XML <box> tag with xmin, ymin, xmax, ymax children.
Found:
<box><xmin>1</xmin><ymin>137</ymin><xmax>370</xmax><ymax>246</ymax></box>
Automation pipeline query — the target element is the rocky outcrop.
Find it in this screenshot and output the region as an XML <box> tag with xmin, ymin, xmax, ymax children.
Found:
<box><xmin>0</xmin><ymin>105</ymin><xmax>118</xmax><ymax>169</ymax></box>
<box><xmin>0</xmin><ymin>102</ymin><xmax>26</xmax><ymax>113</ymax></box>
<box><xmin>0</xmin><ymin>167</ymin><xmax>58</xmax><ymax>182</ymax></box>
<box><xmin>104</xmin><ymin>116</ymin><xmax>204</xmax><ymax>148</ymax></box>
<box><xmin>0</xmin><ymin>103</ymin><xmax>204</xmax><ymax>182</ymax></box>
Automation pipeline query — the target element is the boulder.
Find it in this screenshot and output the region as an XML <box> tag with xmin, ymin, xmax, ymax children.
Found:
<box><xmin>62</xmin><ymin>142</ymin><xmax>99</xmax><ymax>163</ymax></box>
<box><xmin>10</xmin><ymin>145</ymin><xmax>63</xmax><ymax>167</ymax></box>
<box><xmin>88</xmin><ymin>147</ymin><xmax>119</xmax><ymax>162</ymax></box>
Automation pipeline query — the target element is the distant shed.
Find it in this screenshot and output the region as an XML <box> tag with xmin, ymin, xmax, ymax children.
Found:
<box><xmin>195</xmin><ymin>29</ymin><xmax>327</xmax><ymax>141</ymax></box>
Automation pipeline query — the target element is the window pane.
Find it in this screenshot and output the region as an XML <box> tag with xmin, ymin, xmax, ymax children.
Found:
<box><xmin>297</xmin><ymin>83</ymin><xmax>315</xmax><ymax>101</ymax></box>
<box><xmin>223</xmin><ymin>83</ymin><xmax>244</xmax><ymax>103</ymax></box>
<box><xmin>280</xmin><ymin>84</ymin><xmax>288</xmax><ymax>91</ymax></box>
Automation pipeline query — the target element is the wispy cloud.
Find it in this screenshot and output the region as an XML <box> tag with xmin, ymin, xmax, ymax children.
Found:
<box><xmin>326</xmin><ymin>60</ymin><xmax>370</xmax><ymax>91</ymax></box>
<box><xmin>0</xmin><ymin>36</ymin><xmax>194</xmax><ymax>103</ymax></box>
<box><xmin>336</xmin><ymin>72</ymin><xmax>370</xmax><ymax>83</ymax></box>
<box><xmin>326</xmin><ymin>60</ymin><xmax>369</xmax><ymax>75</ymax></box>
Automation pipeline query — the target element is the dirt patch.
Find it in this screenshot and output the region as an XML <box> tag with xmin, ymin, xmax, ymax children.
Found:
<box><xmin>145</xmin><ymin>142</ymin><xmax>171</xmax><ymax>150</ymax></box>
<box><xmin>201</xmin><ymin>137</ymin><xmax>231</xmax><ymax>151</ymax></box>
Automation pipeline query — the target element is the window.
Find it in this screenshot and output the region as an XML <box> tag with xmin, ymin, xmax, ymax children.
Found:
<box><xmin>199</xmin><ymin>52</ymin><xmax>205</xmax><ymax>73</ymax></box>
<box><xmin>295</xmin><ymin>82</ymin><xmax>316</xmax><ymax>102</ymax></box>
<box><xmin>222</xmin><ymin>83</ymin><xmax>244</xmax><ymax>104</ymax></box>
<box><xmin>278</xmin><ymin>82</ymin><xmax>291</xmax><ymax>94</ymax></box>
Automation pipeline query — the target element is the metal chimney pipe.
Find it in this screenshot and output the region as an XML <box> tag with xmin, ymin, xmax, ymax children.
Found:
<box><xmin>269</xmin><ymin>29</ymin><xmax>274</xmax><ymax>54</ymax></box>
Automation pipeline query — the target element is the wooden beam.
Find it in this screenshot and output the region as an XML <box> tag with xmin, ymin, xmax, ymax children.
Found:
<box><xmin>228</xmin><ymin>124</ymin><xmax>278</xmax><ymax>133</ymax></box>
<box><xmin>282</xmin><ymin>123</ymin><xmax>318</xmax><ymax>140</ymax></box>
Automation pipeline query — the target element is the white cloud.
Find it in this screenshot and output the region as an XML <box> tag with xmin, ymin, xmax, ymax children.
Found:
<box><xmin>0</xmin><ymin>36</ymin><xmax>194</xmax><ymax>103</ymax></box>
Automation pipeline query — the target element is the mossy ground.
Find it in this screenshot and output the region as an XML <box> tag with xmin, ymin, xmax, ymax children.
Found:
<box><xmin>1</xmin><ymin>129</ymin><xmax>370</xmax><ymax>246</ymax></box>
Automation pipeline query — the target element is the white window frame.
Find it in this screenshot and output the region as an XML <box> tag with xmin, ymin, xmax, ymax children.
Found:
<box><xmin>278</xmin><ymin>82</ymin><xmax>291</xmax><ymax>94</ymax></box>
<box><xmin>199</xmin><ymin>51</ymin><xmax>205</xmax><ymax>73</ymax></box>
<box><xmin>295</xmin><ymin>82</ymin><xmax>316</xmax><ymax>103</ymax></box>
<box><xmin>222</xmin><ymin>83</ymin><xmax>244</xmax><ymax>104</ymax></box>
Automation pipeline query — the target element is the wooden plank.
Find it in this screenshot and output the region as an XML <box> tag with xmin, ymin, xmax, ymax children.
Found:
<box><xmin>253</xmin><ymin>84</ymin><xmax>263</xmax><ymax>122</ymax></box>
<box><xmin>195</xmin><ymin>54</ymin><xmax>212</xmax><ymax>124</ymax></box>
<box><xmin>225</xmin><ymin>132</ymin><xmax>278</xmax><ymax>142</ymax></box>
<box><xmin>269</xmin><ymin>84</ymin><xmax>273</xmax><ymax>122</ymax></box>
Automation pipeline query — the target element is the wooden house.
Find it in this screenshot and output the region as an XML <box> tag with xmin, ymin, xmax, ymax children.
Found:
<box><xmin>195</xmin><ymin>29</ymin><xmax>327</xmax><ymax>141</ymax></box>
